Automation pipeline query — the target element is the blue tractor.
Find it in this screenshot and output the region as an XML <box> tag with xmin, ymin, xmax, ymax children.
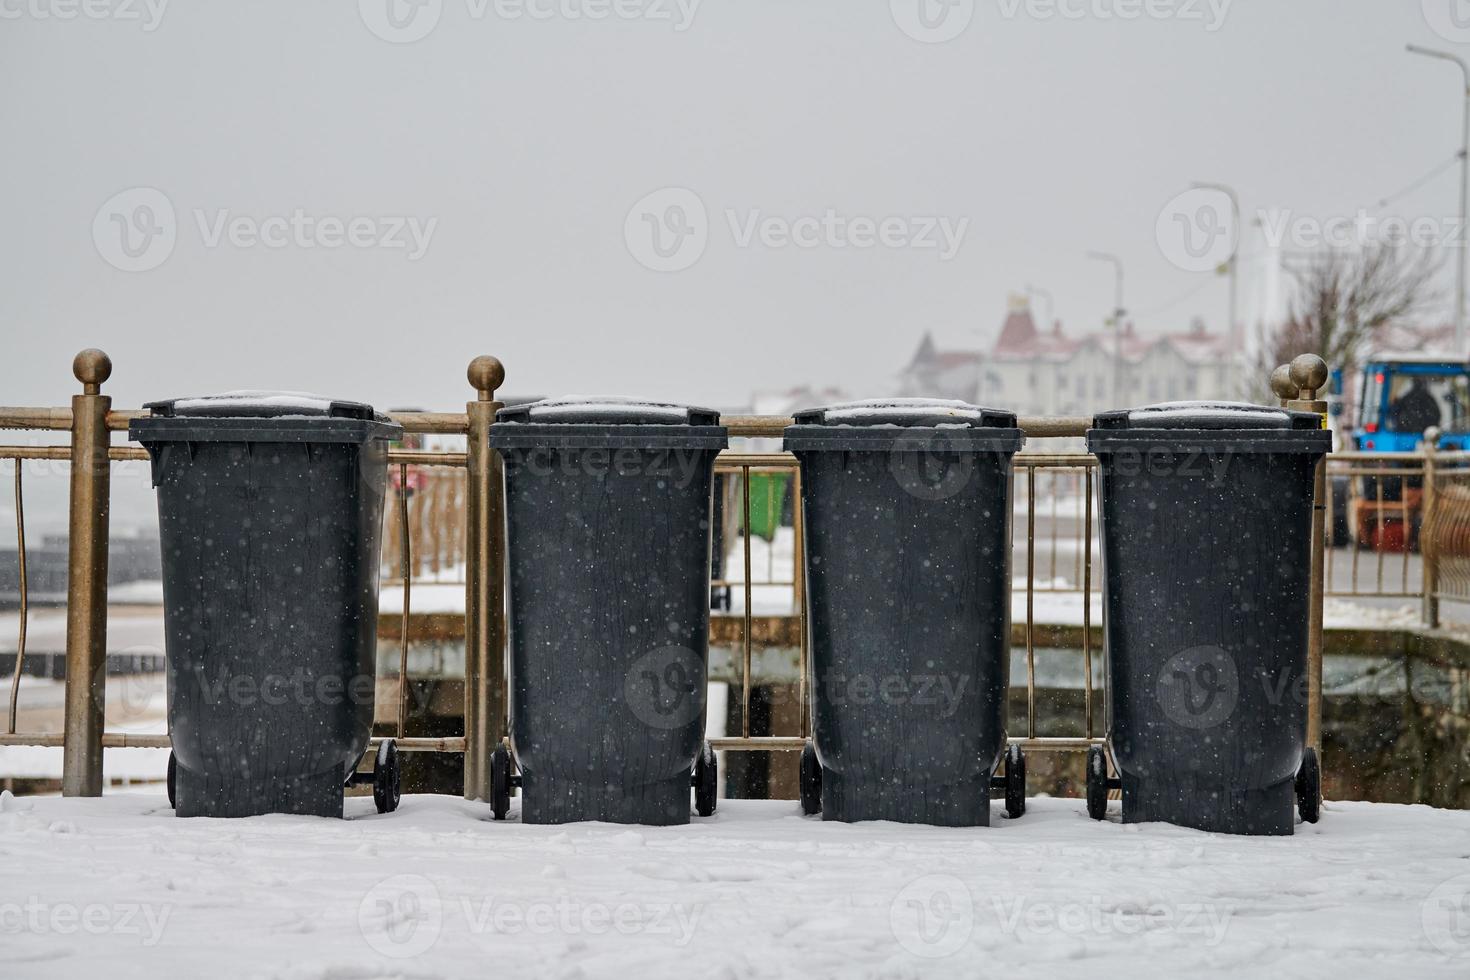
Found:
<box><xmin>1329</xmin><ymin>355</ymin><xmax>1470</xmax><ymax>550</ymax></box>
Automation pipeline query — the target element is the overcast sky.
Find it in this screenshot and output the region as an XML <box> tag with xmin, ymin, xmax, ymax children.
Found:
<box><xmin>3</xmin><ymin>0</ymin><xmax>1468</xmax><ymax>421</ymax></box>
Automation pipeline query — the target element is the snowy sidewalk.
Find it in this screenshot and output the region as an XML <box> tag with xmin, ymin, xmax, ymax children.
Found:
<box><xmin>2</xmin><ymin>792</ymin><xmax>1468</xmax><ymax>979</ymax></box>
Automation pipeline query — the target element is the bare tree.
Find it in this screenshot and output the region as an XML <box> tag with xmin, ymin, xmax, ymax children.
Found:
<box><xmin>1256</xmin><ymin>245</ymin><xmax>1443</xmax><ymax>397</ymax></box>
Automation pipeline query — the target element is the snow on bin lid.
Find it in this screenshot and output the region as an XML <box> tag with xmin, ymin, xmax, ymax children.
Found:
<box><xmin>1093</xmin><ymin>400</ymin><xmax>1322</xmax><ymax>431</ymax></box>
<box><xmin>496</xmin><ymin>397</ymin><xmax>721</xmax><ymax>426</ymax></box>
<box><xmin>144</xmin><ymin>390</ymin><xmax>383</xmax><ymax>421</ymax></box>
<box><xmin>791</xmin><ymin>398</ymin><xmax>1017</xmax><ymax>428</ymax></box>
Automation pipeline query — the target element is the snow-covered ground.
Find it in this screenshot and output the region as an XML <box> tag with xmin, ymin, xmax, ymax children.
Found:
<box><xmin>2</xmin><ymin>790</ymin><xmax>1468</xmax><ymax>978</ymax></box>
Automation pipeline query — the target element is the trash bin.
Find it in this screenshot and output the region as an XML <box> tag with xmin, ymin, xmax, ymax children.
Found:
<box><xmin>784</xmin><ymin>399</ymin><xmax>1027</xmax><ymax>826</ymax></box>
<box><xmin>488</xmin><ymin>398</ymin><xmax>728</xmax><ymax>825</ymax></box>
<box><xmin>130</xmin><ymin>393</ymin><xmax>403</xmax><ymax>818</ymax></box>
<box><xmin>1085</xmin><ymin>402</ymin><xmax>1331</xmax><ymax>835</ymax></box>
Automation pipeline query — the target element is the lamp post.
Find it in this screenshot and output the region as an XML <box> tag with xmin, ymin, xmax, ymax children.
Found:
<box><xmin>1192</xmin><ymin>181</ymin><xmax>1240</xmax><ymax>394</ymax></box>
<box><xmin>1407</xmin><ymin>44</ymin><xmax>1470</xmax><ymax>358</ymax></box>
<box><xmin>1087</xmin><ymin>251</ymin><xmax>1126</xmax><ymax>403</ymax></box>
<box><xmin>1025</xmin><ymin>283</ymin><xmax>1054</xmax><ymax>327</ymax></box>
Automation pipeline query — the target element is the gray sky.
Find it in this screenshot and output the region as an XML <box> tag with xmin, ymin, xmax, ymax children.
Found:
<box><xmin>2</xmin><ymin>0</ymin><xmax>1466</xmax><ymax>421</ymax></box>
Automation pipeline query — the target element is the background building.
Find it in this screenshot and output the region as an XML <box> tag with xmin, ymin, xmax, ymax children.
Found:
<box><xmin>899</xmin><ymin>296</ymin><xmax>1238</xmax><ymax>416</ymax></box>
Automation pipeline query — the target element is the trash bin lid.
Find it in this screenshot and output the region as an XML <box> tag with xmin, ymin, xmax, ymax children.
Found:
<box><xmin>496</xmin><ymin>397</ymin><xmax>721</xmax><ymax>426</ymax></box>
<box><xmin>1094</xmin><ymin>401</ymin><xmax>1322</xmax><ymax>431</ymax></box>
<box><xmin>791</xmin><ymin>398</ymin><xmax>1017</xmax><ymax>429</ymax></box>
<box><xmin>490</xmin><ymin>397</ymin><xmax>728</xmax><ymax>450</ymax></box>
<box><xmin>784</xmin><ymin>398</ymin><xmax>1023</xmax><ymax>453</ymax></box>
<box><xmin>129</xmin><ymin>391</ymin><xmax>402</xmax><ymax>444</ymax></box>
<box><xmin>1087</xmin><ymin>401</ymin><xmax>1331</xmax><ymax>453</ymax></box>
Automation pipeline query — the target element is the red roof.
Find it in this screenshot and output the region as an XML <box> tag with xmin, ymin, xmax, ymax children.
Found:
<box><xmin>995</xmin><ymin>308</ymin><xmax>1039</xmax><ymax>354</ymax></box>
<box><xmin>993</xmin><ymin>308</ymin><xmax>1115</xmax><ymax>360</ymax></box>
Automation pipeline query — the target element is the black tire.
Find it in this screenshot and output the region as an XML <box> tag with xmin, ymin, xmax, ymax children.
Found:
<box><xmin>694</xmin><ymin>741</ymin><xmax>718</xmax><ymax>817</ymax></box>
<box><xmin>1296</xmin><ymin>747</ymin><xmax>1321</xmax><ymax>824</ymax></box>
<box><xmin>799</xmin><ymin>741</ymin><xmax>822</xmax><ymax>815</ymax></box>
<box><xmin>166</xmin><ymin>751</ymin><xmax>177</xmax><ymax>809</ymax></box>
<box><xmin>372</xmin><ymin>739</ymin><xmax>401</xmax><ymax>814</ymax></box>
<box><xmin>1004</xmin><ymin>743</ymin><xmax>1026</xmax><ymax>819</ymax></box>
<box><xmin>1086</xmin><ymin>744</ymin><xmax>1108</xmax><ymax>821</ymax></box>
<box><xmin>490</xmin><ymin>744</ymin><xmax>512</xmax><ymax>821</ymax></box>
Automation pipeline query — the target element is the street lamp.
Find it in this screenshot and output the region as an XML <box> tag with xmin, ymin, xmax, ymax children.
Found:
<box><xmin>1025</xmin><ymin>283</ymin><xmax>1053</xmax><ymax>327</ymax></box>
<box><xmin>1406</xmin><ymin>43</ymin><xmax>1470</xmax><ymax>357</ymax></box>
<box><xmin>1087</xmin><ymin>251</ymin><xmax>1126</xmax><ymax>402</ymax></box>
<box><xmin>1192</xmin><ymin>181</ymin><xmax>1240</xmax><ymax>394</ymax></box>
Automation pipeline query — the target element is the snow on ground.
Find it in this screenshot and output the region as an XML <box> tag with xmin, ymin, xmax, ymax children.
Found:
<box><xmin>2</xmin><ymin>791</ymin><xmax>1468</xmax><ymax>979</ymax></box>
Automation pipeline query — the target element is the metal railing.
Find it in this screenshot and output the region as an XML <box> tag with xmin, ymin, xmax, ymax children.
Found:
<box><xmin>0</xmin><ymin>351</ymin><xmax>499</xmax><ymax>799</ymax></box>
<box><xmin>1016</xmin><ymin>455</ymin><xmax>1099</xmax><ymax>744</ymax></box>
<box><xmin>1324</xmin><ymin>452</ymin><xmax>1427</xmax><ymax>600</ymax></box>
<box><xmin>708</xmin><ymin>415</ymin><xmax>1107</xmax><ymax>758</ymax></box>
<box><xmin>0</xmin><ymin>352</ymin><xmax>1337</xmax><ymax>797</ymax></box>
<box><xmin>1018</xmin><ymin>466</ymin><xmax>1100</xmax><ymax>595</ymax></box>
<box><xmin>1315</xmin><ymin>444</ymin><xmax>1470</xmax><ymax>629</ymax></box>
<box><xmin>709</xmin><ymin>452</ymin><xmax>808</xmax><ymax>751</ymax></box>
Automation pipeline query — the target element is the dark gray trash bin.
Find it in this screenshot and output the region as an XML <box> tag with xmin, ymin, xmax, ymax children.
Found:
<box><xmin>785</xmin><ymin>399</ymin><xmax>1027</xmax><ymax>826</ymax></box>
<box><xmin>130</xmin><ymin>393</ymin><xmax>402</xmax><ymax>818</ymax></box>
<box><xmin>1085</xmin><ymin>402</ymin><xmax>1331</xmax><ymax>835</ymax></box>
<box><xmin>488</xmin><ymin>398</ymin><xmax>728</xmax><ymax>825</ymax></box>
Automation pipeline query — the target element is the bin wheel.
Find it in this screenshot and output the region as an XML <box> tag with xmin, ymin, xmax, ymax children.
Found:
<box><xmin>166</xmin><ymin>751</ymin><xmax>177</xmax><ymax>809</ymax></box>
<box><xmin>799</xmin><ymin>741</ymin><xmax>822</xmax><ymax>816</ymax></box>
<box><xmin>1295</xmin><ymin>747</ymin><xmax>1321</xmax><ymax>824</ymax></box>
<box><xmin>1086</xmin><ymin>745</ymin><xmax>1109</xmax><ymax>821</ymax></box>
<box><xmin>373</xmin><ymin>739</ymin><xmax>401</xmax><ymax>815</ymax></box>
<box><xmin>490</xmin><ymin>744</ymin><xmax>513</xmax><ymax>820</ymax></box>
<box><xmin>1004</xmin><ymin>743</ymin><xmax>1026</xmax><ymax>819</ymax></box>
<box><xmin>694</xmin><ymin>741</ymin><xmax>718</xmax><ymax>817</ymax></box>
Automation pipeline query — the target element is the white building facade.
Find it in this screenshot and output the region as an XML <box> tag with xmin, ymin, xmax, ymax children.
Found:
<box><xmin>899</xmin><ymin>298</ymin><xmax>1237</xmax><ymax>417</ymax></box>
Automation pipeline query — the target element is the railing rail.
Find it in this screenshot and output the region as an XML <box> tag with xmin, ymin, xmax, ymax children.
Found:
<box><xmin>0</xmin><ymin>351</ymin><xmax>500</xmax><ymax>797</ymax></box>
<box><xmin>0</xmin><ymin>351</ymin><xmax>1338</xmax><ymax>801</ymax></box>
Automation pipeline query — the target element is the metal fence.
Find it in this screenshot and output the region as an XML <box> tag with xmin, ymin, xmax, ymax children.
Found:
<box><xmin>0</xmin><ymin>351</ymin><xmax>486</xmax><ymax>797</ymax></box>
<box><xmin>1318</xmin><ymin>446</ymin><xmax>1470</xmax><ymax>627</ymax></box>
<box><xmin>1</xmin><ymin>352</ymin><xmax>1339</xmax><ymax>799</ymax></box>
<box><xmin>710</xmin><ymin>441</ymin><xmax>1102</xmax><ymax>756</ymax></box>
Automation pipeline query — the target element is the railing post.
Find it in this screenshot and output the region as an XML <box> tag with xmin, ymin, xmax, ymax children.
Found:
<box><xmin>1285</xmin><ymin>354</ymin><xmax>1328</xmax><ymax>771</ymax></box>
<box><xmin>1423</xmin><ymin>426</ymin><xmax>1442</xmax><ymax>629</ymax></box>
<box><xmin>62</xmin><ymin>349</ymin><xmax>112</xmax><ymax>797</ymax></box>
<box><xmin>463</xmin><ymin>356</ymin><xmax>506</xmax><ymax>802</ymax></box>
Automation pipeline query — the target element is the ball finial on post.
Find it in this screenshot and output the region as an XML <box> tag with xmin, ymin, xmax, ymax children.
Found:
<box><xmin>1270</xmin><ymin>364</ymin><xmax>1299</xmax><ymax>405</ymax></box>
<box><xmin>1289</xmin><ymin>354</ymin><xmax>1329</xmax><ymax>400</ymax></box>
<box><xmin>467</xmin><ymin>355</ymin><xmax>505</xmax><ymax>402</ymax></box>
<box><xmin>72</xmin><ymin>349</ymin><xmax>112</xmax><ymax>395</ymax></box>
